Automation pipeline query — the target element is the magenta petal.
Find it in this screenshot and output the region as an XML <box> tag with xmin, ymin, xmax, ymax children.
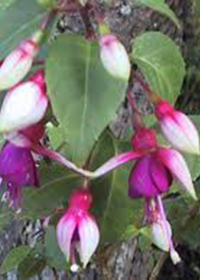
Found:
<box><xmin>0</xmin><ymin>142</ymin><xmax>39</xmax><ymax>192</ymax></box>
<box><xmin>128</xmin><ymin>154</ymin><xmax>171</xmax><ymax>198</ymax></box>
<box><xmin>128</xmin><ymin>155</ymin><xmax>158</xmax><ymax>198</ymax></box>
<box><xmin>150</xmin><ymin>155</ymin><xmax>172</xmax><ymax>193</ymax></box>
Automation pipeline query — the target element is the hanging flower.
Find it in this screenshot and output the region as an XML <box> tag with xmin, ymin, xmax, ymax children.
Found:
<box><xmin>57</xmin><ymin>189</ymin><xmax>100</xmax><ymax>269</ymax></box>
<box><xmin>146</xmin><ymin>196</ymin><xmax>181</xmax><ymax>264</ymax></box>
<box><xmin>93</xmin><ymin>127</ymin><xmax>197</xmax><ymax>200</ymax></box>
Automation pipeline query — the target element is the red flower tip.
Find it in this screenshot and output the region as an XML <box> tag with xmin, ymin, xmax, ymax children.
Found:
<box><xmin>69</xmin><ymin>189</ymin><xmax>93</xmax><ymax>211</ymax></box>
<box><xmin>131</xmin><ymin>128</ymin><xmax>157</xmax><ymax>151</ymax></box>
<box><xmin>155</xmin><ymin>101</ymin><xmax>174</xmax><ymax>119</ymax></box>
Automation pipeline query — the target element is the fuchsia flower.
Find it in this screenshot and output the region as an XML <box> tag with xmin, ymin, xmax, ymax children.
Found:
<box><xmin>128</xmin><ymin>128</ymin><xmax>197</xmax><ymax>200</ymax></box>
<box><xmin>99</xmin><ymin>34</ymin><xmax>131</xmax><ymax>80</ymax></box>
<box><xmin>90</xmin><ymin>127</ymin><xmax>197</xmax><ymax>263</ymax></box>
<box><xmin>155</xmin><ymin>100</ymin><xmax>200</xmax><ymax>155</ymax></box>
<box><xmin>146</xmin><ymin>196</ymin><xmax>181</xmax><ymax>264</ymax></box>
<box><xmin>57</xmin><ymin>189</ymin><xmax>100</xmax><ymax>269</ymax></box>
<box><xmin>93</xmin><ymin>127</ymin><xmax>196</xmax><ymax>200</ymax></box>
<box><xmin>0</xmin><ymin>142</ymin><xmax>39</xmax><ymax>209</ymax></box>
<box><xmin>0</xmin><ymin>69</ymin><xmax>48</xmax><ymax>133</ymax></box>
<box><xmin>0</xmin><ymin>31</ymin><xmax>43</xmax><ymax>91</ymax></box>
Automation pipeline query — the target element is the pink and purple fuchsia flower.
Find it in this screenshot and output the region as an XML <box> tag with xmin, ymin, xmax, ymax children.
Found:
<box><xmin>127</xmin><ymin>128</ymin><xmax>196</xmax><ymax>263</ymax></box>
<box><xmin>57</xmin><ymin>189</ymin><xmax>100</xmax><ymax>270</ymax></box>
<box><xmin>0</xmin><ymin>142</ymin><xmax>39</xmax><ymax>209</ymax></box>
<box><xmin>128</xmin><ymin>128</ymin><xmax>196</xmax><ymax>200</ymax></box>
<box><xmin>90</xmin><ymin>127</ymin><xmax>197</xmax><ymax>263</ymax></box>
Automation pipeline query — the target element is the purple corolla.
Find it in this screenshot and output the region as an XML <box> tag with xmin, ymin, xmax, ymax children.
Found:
<box><xmin>0</xmin><ymin>142</ymin><xmax>39</xmax><ymax>209</ymax></box>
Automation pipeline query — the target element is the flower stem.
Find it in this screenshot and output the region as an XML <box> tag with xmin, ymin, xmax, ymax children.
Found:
<box><xmin>32</xmin><ymin>145</ymin><xmax>141</xmax><ymax>179</ymax></box>
<box><xmin>32</xmin><ymin>144</ymin><xmax>93</xmax><ymax>178</ymax></box>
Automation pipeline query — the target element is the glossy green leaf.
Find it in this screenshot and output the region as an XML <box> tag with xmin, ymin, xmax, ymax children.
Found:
<box><xmin>22</xmin><ymin>163</ymin><xmax>81</xmax><ymax>219</ymax></box>
<box><xmin>0</xmin><ymin>246</ymin><xmax>32</xmax><ymax>274</ymax></box>
<box><xmin>46</xmin><ymin>34</ymin><xmax>127</xmax><ymax>164</ymax></box>
<box><xmin>135</xmin><ymin>0</ymin><xmax>180</xmax><ymax>28</ymax></box>
<box><xmin>0</xmin><ymin>0</ymin><xmax>45</xmax><ymax>59</ymax></box>
<box><xmin>90</xmin><ymin>131</ymin><xmax>143</xmax><ymax>244</ymax></box>
<box><xmin>132</xmin><ymin>32</ymin><xmax>185</xmax><ymax>104</ymax></box>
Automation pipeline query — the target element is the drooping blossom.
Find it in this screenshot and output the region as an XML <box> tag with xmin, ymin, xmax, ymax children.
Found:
<box><xmin>128</xmin><ymin>128</ymin><xmax>196</xmax><ymax>200</ymax></box>
<box><xmin>0</xmin><ymin>30</ymin><xmax>44</xmax><ymax>91</ymax></box>
<box><xmin>146</xmin><ymin>196</ymin><xmax>181</xmax><ymax>264</ymax></box>
<box><xmin>87</xmin><ymin>127</ymin><xmax>197</xmax><ymax>262</ymax></box>
<box><xmin>57</xmin><ymin>189</ymin><xmax>100</xmax><ymax>269</ymax></box>
<box><xmin>93</xmin><ymin>127</ymin><xmax>197</xmax><ymax>200</ymax></box>
<box><xmin>155</xmin><ymin>100</ymin><xmax>200</xmax><ymax>155</ymax></box>
<box><xmin>99</xmin><ymin>34</ymin><xmax>131</xmax><ymax>80</ymax></box>
<box><xmin>0</xmin><ymin>69</ymin><xmax>48</xmax><ymax>133</ymax></box>
<box><xmin>0</xmin><ymin>142</ymin><xmax>39</xmax><ymax>209</ymax></box>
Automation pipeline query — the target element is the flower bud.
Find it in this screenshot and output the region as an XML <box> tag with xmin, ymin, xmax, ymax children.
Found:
<box><xmin>0</xmin><ymin>70</ymin><xmax>48</xmax><ymax>132</ymax></box>
<box><xmin>155</xmin><ymin>101</ymin><xmax>200</xmax><ymax>155</ymax></box>
<box><xmin>99</xmin><ymin>34</ymin><xmax>131</xmax><ymax>80</ymax></box>
<box><xmin>0</xmin><ymin>34</ymin><xmax>41</xmax><ymax>90</ymax></box>
<box><xmin>151</xmin><ymin>219</ymin><xmax>172</xmax><ymax>252</ymax></box>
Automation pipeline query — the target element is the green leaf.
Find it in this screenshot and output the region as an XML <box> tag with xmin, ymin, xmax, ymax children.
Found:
<box><xmin>90</xmin><ymin>131</ymin><xmax>143</xmax><ymax>244</ymax></box>
<box><xmin>135</xmin><ymin>0</ymin><xmax>180</xmax><ymax>28</ymax></box>
<box><xmin>132</xmin><ymin>32</ymin><xmax>185</xmax><ymax>104</ymax></box>
<box><xmin>0</xmin><ymin>206</ymin><xmax>13</xmax><ymax>231</ymax></box>
<box><xmin>22</xmin><ymin>163</ymin><xmax>81</xmax><ymax>219</ymax></box>
<box><xmin>18</xmin><ymin>252</ymin><xmax>46</xmax><ymax>279</ymax></box>
<box><xmin>0</xmin><ymin>246</ymin><xmax>32</xmax><ymax>274</ymax></box>
<box><xmin>0</xmin><ymin>0</ymin><xmax>45</xmax><ymax>59</ymax></box>
<box><xmin>167</xmin><ymin>195</ymin><xmax>200</xmax><ymax>250</ymax></box>
<box><xmin>0</xmin><ymin>0</ymin><xmax>16</xmax><ymax>11</ymax></box>
<box><xmin>46</xmin><ymin>34</ymin><xmax>127</xmax><ymax>164</ymax></box>
<box><xmin>44</xmin><ymin>226</ymin><xmax>66</xmax><ymax>270</ymax></box>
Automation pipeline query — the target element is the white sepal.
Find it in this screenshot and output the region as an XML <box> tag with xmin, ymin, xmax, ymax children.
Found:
<box><xmin>158</xmin><ymin>148</ymin><xmax>197</xmax><ymax>200</ymax></box>
<box><xmin>161</xmin><ymin>112</ymin><xmax>200</xmax><ymax>155</ymax></box>
<box><xmin>0</xmin><ymin>81</ymin><xmax>48</xmax><ymax>132</ymax></box>
<box><xmin>79</xmin><ymin>215</ymin><xmax>100</xmax><ymax>268</ymax></box>
<box><xmin>151</xmin><ymin>220</ymin><xmax>172</xmax><ymax>252</ymax></box>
